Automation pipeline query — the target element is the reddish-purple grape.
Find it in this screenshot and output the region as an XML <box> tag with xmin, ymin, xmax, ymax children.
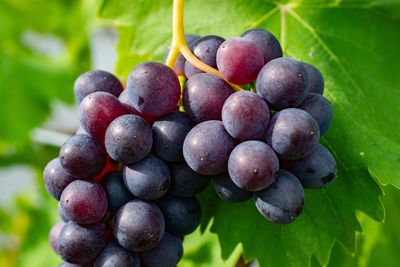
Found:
<box><xmin>169</xmin><ymin>162</ymin><xmax>211</xmax><ymax>197</ymax></box>
<box><xmin>140</xmin><ymin>233</ymin><xmax>183</xmax><ymax>267</ymax></box>
<box><xmin>214</xmin><ymin>173</ymin><xmax>252</xmax><ymax>203</ymax></box>
<box><xmin>43</xmin><ymin>157</ymin><xmax>76</xmax><ymax>200</ymax></box>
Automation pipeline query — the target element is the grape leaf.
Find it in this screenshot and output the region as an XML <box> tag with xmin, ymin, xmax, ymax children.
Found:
<box><xmin>97</xmin><ymin>0</ymin><xmax>400</xmax><ymax>266</ymax></box>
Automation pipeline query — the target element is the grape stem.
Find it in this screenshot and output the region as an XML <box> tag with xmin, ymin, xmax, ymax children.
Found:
<box><xmin>165</xmin><ymin>0</ymin><xmax>242</xmax><ymax>92</ymax></box>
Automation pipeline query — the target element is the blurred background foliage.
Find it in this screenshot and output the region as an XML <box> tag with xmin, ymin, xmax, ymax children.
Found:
<box><xmin>0</xmin><ymin>0</ymin><xmax>399</xmax><ymax>266</ymax></box>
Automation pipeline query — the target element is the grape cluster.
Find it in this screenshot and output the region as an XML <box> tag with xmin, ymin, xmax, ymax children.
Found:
<box><xmin>44</xmin><ymin>28</ymin><xmax>336</xmax><ymax>266</ymax></box>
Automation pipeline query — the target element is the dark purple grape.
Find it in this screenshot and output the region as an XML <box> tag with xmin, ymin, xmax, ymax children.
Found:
<box><xmin>105</xmin><ymin>114</ymin><xmax>152</xmax><ymax>164</ymax></box>
<box><xmin>214</xmin><ymin>173</ymin><xmax>252</xmax><ymax>203</ymax></box>
<box><xmin>59</xmin><ymin>134</ymin><xmax>106</xmax><ymax>179</ymax></box>
<box><xmin>126</xmin><ymin>62</ymin><xmax>180</xmax><ymax>118</ymax></box>
<box><xmin>140</xmin><ymin>233</ymin><xmax>183</xmax><ymax>267</ymax></box>
<box><xmin>169</xmin><ymin>162</ymin><xmax>211</xmax><ymax>197</ymax></box>
<box><xmin>302</xmin><ymin>62</ymin><xmax>324</xmax><ymax>95</ymax></box>
<box><xmin>256</xmin><ymin>57</ymin><xmax>308</xmax><ymax>110</ymax></box>
<box><xmin>101</xmin><ymin>171</ymin><xmax>134</xmax><ymax>213</ymax></box>
<box><xmin>123</xmin><ymin>155</ymin><xmax>170</xmax><ymax>200</ymax></box>
<box><xmin>58</xmin><ymin>221</ymin><xmax>106</xmax><ymax>264</ymax></box>
<box><xmin>152</xmin><ymin>111</ymin><xmax>195</xmax><ymax>162</ymax></box>
<box><xmin>80</xmin><ymin>92</ymin><xmax>127</xmax><ymax>142</ymax></box>
<box><xmin>222</xmin><ymin>90</ymin><xmax>270</xmax><ymax>141</ymax></box>
<box><xmin>94</xmin><ymin>242</ymin><xmax>140</xmax><ymax>267</ymax></box>
<box><xmin>183</xmin><ymin>74</ymin><xmax>233</xmax><ymax>123</ymax></box>
<box><xmin>118</xmin><ymin>90</ymin><xmax>142</xmax><ymax>116</ymax></box>
<box><xmin>266</xmin><ymin>108</ymin><xmax>320</xmax><ymax>159</ymax></box>
<box><xmin>282</xmin><ymin>144</ymin><xmax>337</xmax><ymax>188</ymax></box>
<box><xmin>216</xmin><ymin>37</ymin><xmax>264</xmax><ymax>85</ymax></box>
<box><xmin>49</xmin><ymin>221</ymin><xmax>65</xmax><ymax>254</ymax></box>
<box><xmin>43</xmin><ymin>157</ymin><xmax>76</xmax><ymax>200</ymax></box>
<box><xmin>157</xmin><ymin>195</ymin><xmax>201</xmax><ymax>236</ymax></box>
<box><xmin>228</xmin><ymin>141</ymin><xmax>279</xmax><ymax>192</ymax></box>
<box><xmin>183</xmin><ymin>120</ymin><xmax>236</xmax><ymax>175</ymax></box>
<box><xmin>255</xmin><ymin>170</ymin><xmax>304</xmax><ymax>224</ymax></box>
<box><xmin>241</xmin><ymin>28</ymin><xmax>282</xmax><ymax>64</ymax></box>
<box><xmin>58</xmin><ymin>202</ymin><xmax>69</xmax><ymax>222</ymax></box>
<box><xmin>296</xmin><ymin>93</ymin><xmax>333</xmax><ymax>134</ymax></box>
<box><xmin>112</xmin><ymin>199</ymin><xmax>165</xmax><ymax>252</ymax></box>
<box><xmin>184</xmin><ymin>35</ymin><xmax>225</xmax><ymax>78</ymax></box>
<box><xmin>74</xmin><ymin>70</ymin><xmax>123</xmax><ymax>103</ymax></box>
<box><xmin>60</xmin><ymin>180</ymin><xmax>108</xmax><ymax>224</ymax></box>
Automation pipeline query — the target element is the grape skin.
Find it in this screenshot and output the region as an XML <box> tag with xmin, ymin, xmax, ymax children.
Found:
<box><xmin>214</xmin><ymin>173</ymin><xmax>252</xmax><ymax>203</ymax></box>
<box><xmin>228</xmin><ymin>141</ymin><xmax>279</xmax><ymax>192</ymax></box>
<box><xmin>58</xmin><ymin>202</ymin><xmax>69</xmax><ymax>222</ymax></box>
<box><xmin>169</xmin><ymin>162</ymin><xmax>211</xmax><ymax>197</ymax></box>
<box><xmin>101</xmin><ymin>171</ymin><xmax>134</xmax><ymax>213</ymax></box>
<box><xmin>254</xmin><ymin>170</ymin><xmax>304</xmax><ymax>224</ymax></box>
<box><xmin>43</xmin><ymin>157</ymin><xmax>76</xmax><ymax>200</ymax></box>
<box><xmin>94</xmin><ymin>242</ymin><xmax>140</xmax><ymax>267</ymax></box>
<box><xmin>183</xmin><ymin>120</ymin><xmax>236</xmax><ymax>175</ymax></box>
<box><xmin>302</xmin><ymin>62</ymin><xmax>325</xmax><ymax>95</ymax></box>
<box><xmin>49</xmin><ymin>221</ymin><xmax>66</xmax><ymax>254</ymax></box>
<box><xmin>222</xmin><ymin>90</ymin><xmax>270</xmax><ymax>141</ymax></box>
<box><xmin>165</xmin><ymin>34</ymin><xmax>200</xmax><ymax>76</ymax></box>
<box><xmin>140</xmin><ymin>233</ymin><xmax>183</xmax><ymax>267</ymax></box>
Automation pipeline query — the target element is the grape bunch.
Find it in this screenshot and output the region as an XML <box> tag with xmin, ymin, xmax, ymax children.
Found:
<box><xmin>44</xmin><ymin>28</ymin><xmax>336</xmax><ymax>266</ymax></box>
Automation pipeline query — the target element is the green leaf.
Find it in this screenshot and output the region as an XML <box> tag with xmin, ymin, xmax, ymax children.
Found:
<box><xmin>97</xmin><ymin>0</ymin><xmax>400</xmax><ymax>266</ymax></box>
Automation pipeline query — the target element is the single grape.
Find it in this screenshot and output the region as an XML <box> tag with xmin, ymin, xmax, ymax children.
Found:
<box><xmin>80</xmin><ymin>92</ymin><xmax>127</xmax><ymax>142</ymax></box>
<box><xmin>184</xmin><ymin>35</ymin><xmax>225</xmax><ymax>78</ymax></box>
<box><xmin>266</xmin><ymin>108</ymin><xmax>320</xmax><ymax>159</ymax></box>
<box><xmin>43</xmin><ymin>157</ymin><xmax>76</xmax><ymax>200</ymax></box>
<box><xmin>216</xmin><ymin>37</ymin><xmax>264</xmax><ymax>85</ymax></box>
<box><xmin>60</xmin><ymin>180</ymin><xmax>108</xmax><ymax>224</ymax></box>
<box><xmin>74</xmin><ymin>70</ymin><xmax>123</xmax><ymax>103</ymax></box>
<box><xmin>59</xmin><ymin>134</ymin><xmax>106</xmax><ymax>178</ymax></box>
<box><xmin>101</xmin><ymin>171</ymin><xmax>134</xmax><ymax>213</ymax></box>
<box><xmin>302</xmin><ymin>62</ymin><xmax>325</xmax><ymax>95</ymax></box>
<box><xmin>49</xmin><ymin>221</ymin><xmax>66</xmax><ymax>254</ymax></box>
<box><xmin>112</xmin><ymin>199</ymin><xmax>165</xmax><ymax>252</ymax></box>
<box><xmin>183</xmin><ymin>120</ymin><xmax>236</xmax><ymax>175</ymax></box>
<box><xmin>152</xmin><ymin>111</ymin><xmax>195</xmax><ymax>162</ymax></box>
<box><xmin>105</xmin><ymin>114</ymin><xmax>152</xmax><ymax>164</ymax></box>
<box><xmin>214</xmin><ymin>173</ymin><xmax>252</xmax><ymax>203</ymax></box>
<box><xmin>94</xmin><ymin>242</ymin><xmax>140</xmax><ymax>267</ymax></box>
<box><xmin>255</xmin><ymin>170</ymin><xmax>304</xmax><ymax>224</ymax></box>
<box><xmin>256</xmin><ymin>57</ymin><xmax>308</xmax><ymax>110</ymax></box>
<box><xmin>222</xmin><ymin>90</ymin><xmax>270</xmax><ymax>141</ymax></box>
<box><xmin>157</xmin><ymin>195</ymin><xmax>201</xmax><ymax>236</ymax></box>
<box><xmin>57</xmin><ymin>221</ymin><xmax>106</xmax><ymax>264</ymax></box>
<box><xmin>241</xmin><ymin>28</ymin><xmax>283</xmax><ymax>64</ymax></box>
<box><xmin>228</xmin><ymin>141</ymin><xmax>279</xmax><ymax>192</ymax></box>
<box><xmin>169</xmin><ymin>162</ymin><xmax>211</xmax><ymax>197</ymax></box>
<box><xmin>126</xmin><ymin>62</ymin><xmax>180</xmax><ymax>118</ymax></box>
<box><xmin>118</xmin><ymin>90</ymin><xmax>141</xmax><ymax>116</ymax></box>
<box><xmin>140</xmin><ymin>233</ymin><xmax>183</xmax><ymax>267</ymax></box>
<box><xmin>296</xmin><ymin>93</ymin><xmax>333</xmax><ymax>134</ymax></box>
<box><xmin>123</xmin><ymin>155</ymin><xmax>170</xmax><ymax>200</ymax></box>
<box><xmin>183</xmin><ymin>73</ymin><xmax>233</xmax><ymax>123</ymax></box>
<box><xmin>282</xmin><ymin>144</ymin><xmax>337</xmax><ymax>188</ymax></box>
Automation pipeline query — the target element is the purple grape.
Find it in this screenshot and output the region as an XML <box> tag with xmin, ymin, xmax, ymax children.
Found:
<box><xmin>184</xmin><ymin>35</ymin><xmax>225</xmax><ymax>78</ymax></box>
<box><xmin>152</xmin><ymin>111</ymin><xmax>195</xmax><ymax>162</ymax></box>
<box><xmin>49</xmin><ymin>221</ymin><xmax>66</xmax><ymax>254</ymax></box>
<box><xmin>59</xmin><ymin>262</ymin><xmax>90</xmax><ymax>267</ymax></box>
<box><xmin>183</xmin><ymin>73</ymin><xmax>233</xmax><ymax>123</ymax></box>
<box><xmin>222</xmin><ymin>90</ymin><xmax>270</xmax><ymax>141</ymax></box>
<box><xmin>105</xmin><ymin>114</ymin><xmax>152</xmax><ymax>164</ymax></box>
<box><xmin>296</xmin><ymin>93</ymin><xmax>333</xmax><ymax>134</ymax></box>
<box><xmin>118</xmin><ymin>90</ymin><xmax>142</xmax><ymax>116</ymax></box>
<box><xmin>241</xmin><ymin>28</ymin><xmax>282</xmax><ymax>64</ymax></box>
<box><xmin>43</xmin><ymin>157</ymin><xmax>76</xmax><ymax>200</ymax></box>
<box><xmin>101</xmin><ymin>171</ymin><xmax>134</xmax><ymax>213</ymax></box>
<box><xmin>58</xmin><ymin>202</ymin><xmax>69</xmax><ymax>222</ymax></box>
<box><xmin>123</xmin><ymin>155</ymin><xmax>170</xmax><ymax>200</ymax></box>
<box><xmin>169</xmin><ymin>162</ymin><xmax>211</xmax><ymax>197</ymax></box>
<box><xmin>59</xmin><ymin>134</ymin><xmax>106</xmax><ymax>179</ymax></box>
<box><xmin>126</xmin><ymin>62</ymin><xmax>180</xmax><ymax>118</ymax></box>
<box><xmin>256</xmin><ymin>57</ymin><xmax>308</xmax><ymax>110</ymax></box>
<box><xmin>157</xmin><ymin>195</ymin><xmax>201</xmax><ymax>236</ymax></box>
<box><xmin>183</xmin><ymin>120</ymin><xmax>236</xmax><ymax>175</ymax></box>
<box><xmin>228</xmin><ymin>141</ymin><xmax>279</xmax><ymax>192</ymax></box>
<box><xmin>60</xmin><ymin>180</ymin><xmax>108</xmax><ymax>224</ymax></box>
<box><xmin>94</xmin><ymin>242</ymin><xmax>140</xmax><ymax>267</ymax></box>
<box><xmin>266</xmin><ymin>108</ymin><xmax>320</xmax><ymax>159</ymax></box>
<box><xmin>80</xmin><ymin>92</ymin><xmax>127</xmax><ymax>142</ymax></box>
<box><xmin>302</xmin><ymin>62</ymin><xmax>325</xmax><ymax>95</ymax></box>
<box><xmin>282</xmin><ymin>144</ymin><xmax>337</xmax><ymax>188</ymax></box>
<box><xmin>58</xmin><ymin>221</ymin><xmax>106</xmax><ymax>264</ymax></box>
<box><xmin>255</xmin><ymin>170</ymin><xmax>304</xmax><ymax>224</ymax></box>
<box><xmin>216</xmin><ymin>37</ymin><xmax>264</xmax><ymax>85</ymax></box>
<box><xmin>140</xmin><ymin>233</ymin><xmax>183</xmax><ymax>267</ymax></box>
<box><xmin>214</xmin><ymin>173</ymin><xmax>252</xmax><ymax>203</ymax></box>
<box><xmin>112</xmin><ymin>199</ymin><xmax>165</xmax><ymax>252</ymax></box>
<box><xmin>74</xmin><ymin>70</ymin><xmax>123</xmax><ymax>103</ymax></box>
